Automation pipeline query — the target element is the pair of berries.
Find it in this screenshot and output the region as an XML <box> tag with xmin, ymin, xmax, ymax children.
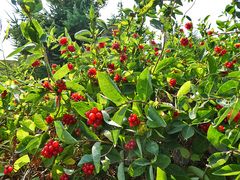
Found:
<box><xmin>41</xmin><ymin>139</ymin><xmax>63</xmax><ymax>158</ymax></box>
<box><xmin>62</xmin><ymin>114</ymin><xmax>76</xmax><ymax>125</ymax></box>
<box><xmin>59</xmin><ymin>37</ymin><xmax>75</xmax><ymax>52</ymax></box>
<box><xmin>227</xmin><ymin>111</ymin><xmax>240</xmax><ymax>123</ymax></box>
<box><xmin>71</xmin><ymin>93</ymin><xmax>85</xmax><ymax>102</ymax></box>
<box><xmin>45</xmin><ymin>115</ymin><xmax>54</xmax><ymax>124</ymax></box>
<box><xmin>124</xmin><ymin>139</ymin><xmax>137</xmax><ymax>151</ymax></box>
<box><xmin>85</xmin><ymin>107</ymin><xmax>103</xmax><ymax>128</ymax></box>
<box><xmin>4</xmin><ymin>165</ymin><xmax>13</xmax><ymax>175</ymax></box>
<box><xmin>128</xmin><ymin>114</ymin><xmax>140</xmax><ymax>127</ymax></box>
<box><xmin>114</xmin><ymin>74</ymin><xmax>128</xmax><ymax>83</ymax></box>
<box><xmin>88</xmin><ymin>68</ymin><xmax>97</xmax><ymax>78</ymax></box>
<box><xmin>214</xmin><ymin>46</ymin><xmax>227</xmax><ymax>56</ymax></box>
<box><xmin>199</xmin><ymin>123</ymin><xmax>211</xmax><ymax>133</ymax></box>
<box><xmin>169</xmin><ymin>78</ymin><xmax>177</xmax><ymax>87</ymax></box>
<box><xmin>82</xmin><ymin>163</ymin><xmax>95</xmax><ymax>176</ymax></box>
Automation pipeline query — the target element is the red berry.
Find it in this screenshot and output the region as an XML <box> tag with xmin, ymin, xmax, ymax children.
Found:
<box><xmin>1</xmin><ymin>90</ymin><xmax>8</xmax><ymax>99</ymax></box>
<box><xmin>184</xmin><ymin>22</ymin><xmax>193</xmax><ymax>30</ymax></box>
<box><xmin>216</xmin><ymin>104</ymin><xmax>223</xmax><ymax>110</ymax></box>
<box><xmin>217</xmin><ymin>125</ymin><xmax>225</xmax><ymax>132</ymax></box>
<box><xmin>71</xmin><ymin>92</ymin><xmax>85</xmax><ymax>102</ymax></box>
<box><xmin>82</xmin><ymin>163</ymin><xmax>95</xmax><ymax>176</ymax></box>
<box><xmin>85</xmin><ymin>107</ymin><xmax>103</xmax><ymax>128</ymax></box>
<box><xmin>165</xmin><ymin>49</ymin><xmax>171</xmax><ymax>53</ymax></box>
<box><xmin>199</xmin><ymin>41</ymin><xmax>205</xmax><ymax>46</ymax></box>
<box><xmin>53</xmin><ymin>141</ymin><xmax>59</xmax><ymax>148</ymax></box>
<box><xmin>128</xmin><ymin>114</ymin><xmax>140</xmax><ymax>127</ymax></box>
<box><xmin>61</xmin><ymin>49</ymin><xmax>67</xmax><ymax>55</ymax></box>
<box><xmin>45</xmin><ymin>115</ymin><xmax>54</xmax><ymax>124</ymax></box>
<box><xmin>91</xmin><ymin>107</ymin><xmax>99</xmax><ymax>114</ymax></box>
<box><xmin>138</xmin><ymin>44</ymin><xmax>144</xmax><ymax>50</ymax></box>
<box><xmin>224</xmin><ymin>61</ymin><xmax>233</xmax><ymax>69</ymax></box>
<box><xmin>180</xmin><ymin>37</ymin><xmax>189</xmax><ymax>46</ymax></box>
<box><xmin>59</xmin><ymin>37</ymin><xmax>68</xmax><ymax>46</ymax></box>
<box><xmin>55</xmin><ymin>80</ymin><xmax>67</xmax><ymax>93</ymax></box>
<box><xmin>96</xmin><ymin>112</ymin><xmax>103</xmax><ymax>120</ymax></box>
<box><xmin>98</xmin><ymin>42</ymin><xmax>106</xmax><ymax>49</ymax></box>
<box><xmin>60</xmin><ymin>173</ymin><xmax>69</xmax><ymax>180</ymax></box>
<box><xmin>169</xmin><ymin>78</ymin><xmax>176</xmax><ymax>87</ymax></box>
<box><xmin>132</xmin><ymin>33</ymin><xmax>139</xmax><ymax>38</ymax></box>
<box><xmin>120</xmin><ymin>53</ymin><xmax>127</xmax><ymax>63</ymax></box>
<box><xmin>88</xmin><ymin>68</ymin><xmax>97</xmax><ymax>78</ymax></box>
<box><xmin>112</xmin><ymin>42</ymin><xmax>120</xmax><ymax>50</ymax></box>
<box><xmin>234</xmin><ymin>43</ymin><xmax>240</xmax><ymax>48</ymax></box>
<box><xmin>42</xmin><ymin>81</ymin><xmax>53</xmax><ymax>91</ymax></box>
<box><xmin>121</xmin><ymin>77</ymin><xmax>128</xmax><ymax>83</ymax></box>
<box><xmin>67</xmin><ymin>63</ymin><xmax>74</xmax><ymax>70</ymax></box>
<box><xmin>150</xmin><ymin>40</ymin><xmax>157</xmax><ymax>46</ymax></box>
<box><xmin>207</xmin><ymin>30</ymin><xmax>214</xmax><ymax>36</ymax></box>
<box><xmin>51</xmin><ymin>64</ymin><xmax>57</xmax><ymax>69</ymax></box>
<box><xmin>32</xmin><ymin>60</ymin><xmax>41</xmax><ymax>67</ymax></box>
<box><xmin>67</xmin><ymin>45</ymin><xmax>75</xmax><ymax>52</ymax></box>
<box><xmin>125</xmin><ymin>139</ymin><xmax>136</xmax><ymax>151</ymax></box>
<box><xmin>62</xmin><ymin>114</ymin><xmax>76</xmax><ymax>125</ymax></box>
<box><xmin>89</xmin><ymin>113</ymin><xmax>96</xmax><ymax>122</ymax></box>
<box><xmin>114</xmin><ymin>74</ymin><xmax>122</xmax><ymax>83</ymax></box>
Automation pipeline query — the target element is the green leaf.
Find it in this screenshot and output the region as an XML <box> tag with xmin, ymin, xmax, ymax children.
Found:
<box><xmin>53</xmin><ymin>64</ymin><xmax>70</xmax><ymax>80</ymax></box>
<box><xmin>78</xmin><ymin>120</ymin><xmax>99</xmax><ymax>140</ymax></box>
<box><xmin>156</xmin><ymin>167</ymin><xmax>167</xmax><ymax>180</ymax></box>
<box><xmin>217</xmin><ymin>80</ymin><xmax>239</xmax><ymax>96</ymax></box>
<box><xmin>33</xmin><ymin>113</ymin><xmax>48</xmax><ymax>131</ymax></box>
<box><xmin>74</xmin><ymin>35</ymin><xmax>93</xmax><ymax>43</ymax></box>
<box><xmin>207</xmin><ymin>125</ymin><xmax>227</xmax><ymax>149</ymax></box>
<box><xmin>77</xmin><ymin>154</ymin><xmax>93</xmax><ymax>166</ymax></box>
<box><xmin>133</xmin><ymin>158</ymin><xmax>150</xmax><ymax>166</ymax></box>
<box><xmin>16</xmin><ymin>128</ymin><xmax>29</xmax><ymax>141</ymax></box>
<box><xmin>155</xmin><ymin>57</ymin><xmax>175</xmax><ymax>73</ymax></box>
<box><xmin>14</xmin><ymin>155</ymin><xmax>30</xmax><ymax>171</ymax></box>
<box><xmin>139</xmin><ymin>0</ymin><xmax>155</xmax><ymax>16</ymax></box>
<box><xmin>92</xmin><ymin>142</ymin><xmax>101</xmax><ymax>173</ymax></box>
<box><xmin>154</xmin><ymin>154</ymin><xmax>171</xmax><ymax>169</ymax></box>
<box><xmin>148</xmin><ymin>165</ymin><xmax>154</xmax><ymax>180</ymax></box>
<box><xmin>136</xmin><ymin>68</ymin><xmax>153</xmax><ymax>101</ymax></box>
<box><xmin>54</xmin><ymin>121</ymin><xmax>77</xmax><ymax>144</ymax></box>
<box><xmin>74</xmin><ymin>29</ymin><xmax>91</xmax><ymax>39</ymax></box>
<box><xmin>147</xmin><ymin>106</ymin><xmax>167</xmax><ymax>128</ymax></box>
<box><xmin>72</xmin><ymin>101</ymin><xmax>92</xmax><ymax>119</ymax></box>
<box><xmin>117</xmin><ymin>162</ymin><xmax>125</xmax><ymax>180</ymax></box>
<box><xmin>181</xmin><ymin>126</ymin><xmax>194</xmax><ymax>140</ymax></box>
<box><xmin>212</xmin><ymin>164</ymin><xmax>240</xmax><ymax>176</ymax></box>
<box><xmin>66</xmin><ymin>81</ymin><xmax>85</xmax><ymax>92</ymax></box>
<box><xmin>146</xmin><ymin>140</ymin><xmax>159</xmax><ymax>155</ymax></box>
<box><xmin>102</xmin><ymin>110</ymin><xmax>122</xmax><ymax>127</ymax></box>
<box><xmin>177</xmin><ymin>81</ymin><xmax>191</xmax><ymax>98</ymax></box>
<box><xmin>208</xmin><ymin>152</ymin><xmax>230</xmax><ymax>169</ymax></box>
<box><xmin>98</xmin><ymin>72</ymin><xmax>126</xmax><ymax>106</ymax></box>
<box><xmin>111</xmin><ymin>105</ymin><xmax>127</xmax><ymax>146</ymax></box>
<box><xmin>227</xmin><ymin>71</ymin><xmax>240</xmax><ymax>79</ymax></box>
<box><xmin>188</xmin><ymin>166</ymin><xmax>209</xmax><ymax>180</ymax></box>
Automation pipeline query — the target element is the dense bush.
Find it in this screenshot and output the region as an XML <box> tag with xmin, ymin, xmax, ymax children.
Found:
<box><xmin>0</xmin><ymin>0</ymin><xmax>240</xmax><ymax>179</ymax></box>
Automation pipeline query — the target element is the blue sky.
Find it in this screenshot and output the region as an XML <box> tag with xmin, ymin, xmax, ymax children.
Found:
<box><xmin>0</xmin><ymin>0</ymin><xmax>231</xmax><ymax>59</ymax></box>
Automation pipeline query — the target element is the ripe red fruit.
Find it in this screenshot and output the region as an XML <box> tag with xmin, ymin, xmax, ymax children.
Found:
<box><xmin>217</xmin><ymin>125</ymin><xmax>225</xmax><ymax>132</ymax></box>
<box><xmin>60</xmin><ymin>49</ymin><xmax>67</xmax><ymax>55</ymax></box>
<box><xmin>169</xmin><ymin>78</ymin><xmax>176</xmax><ymax>87</ymax></box>
<box><xmin>112</xmin><ymin>42</ymin><xmax>120</xmax><ymax>50</ymax></box>
<box><xmin>120</xmin><ymin>53</ymin><xmax>127</xmax><ymax>63</ymax></box>
<box><xmin>82</xmin><ymin>163</ymin><xmax>95</xmax><ymax>176</ymax></box>
<box><xmin>41</xmin><ymin>139</ymin><xmax>63</xmax><ymax>158</ymax></box>
<box><xmin>207</xmin><ymin>30</ymin><xmax>214</xmax><ymax>36</ymax></box>
<box><xmin>220</xmin><ymin>49</ymin><xmax>227</xmax><ymax>56</ymax></box>
<box><xmin>216</xmin><ymin>104</ymin><xmax>223</xmax><ymax>110</ymax></box>
<box><xmin>32</xmin><ymin>60</ymin><xmax>41</xmax><ymax>67</ymax></box>
<box><xmin>179</xmin><ymin>28</ymin><xmax>184</xmax><ymax>33</ymax></box>
<box><xmin>180</xmin><ymin>37</ymin><xmax>189</xmax><ymax>46</ymax></box>
<box><xmin>45</xmin><ymin>115</ymin><xmax>54</xmax><ymax>124</ymax></box>
<box><xmin>92</xmin><ymin>59</ymin><xmax>97</xmax><ymax>65</ymax></box>
<box><xmin>88</xmin><ymin>68</ymin><xmax>97</xmax><ymax>78</ymax></box>
<box><xmin>67</xmin><ymin>63</ymin><xmax>74</xmax><ymax>70</ymax></box>
<box><xmin>71</xmin><ymin>92</ymin><xmax>85</xmax><ymax>102</ymax></box>
<box><xmin>138</xmin><ymin>44</ymin><xmax>144</xmax><ymax>50</ymax></box>
<box><xmin>128</xmin><ymin>114</ymin><xmax>140</xmax><ymax>127</ymax></box>
<box><xmin>112</xmin><ymin>29</ymin><xmax>119</xmax><ymax>36</ymax></box>
<box><xmin>60</xmin><ymin>173</ymin><xmax>69</xmax><ymax>180</ymax></box>
<box><xmin>184</xmin><ymin>22</ymin><xmax>193</xmax><ymax>30</ymax></box>
<box><xmin>154</xmin><ymin>47</ymin><xmax>159</xmax><ymax>52</ymax></box>
<box><xmin>227</xmin><ymin>111</ymin><xmax>240</xmax><ymax>123</ymax></box>
<box><xmin>42</xmin><ymin>81</ymin><xmax>53</xmax><ymax>91</ymax></box>
<box><xmin>107</xmin><ymin>63</ymin><xmax>115</xmax><ymax>71</ymax></box>
<box><xmin>150</xmin><ymin>40</ymin><xmax>157</xmax><ymax>46</ymax></box>
<box><xmin>234</xmin><ymin>43</ymin><xmax>240</xmax><ymax>48</ymax></box>
<box><xmin>85</xmin><ymin>107</ymin><xmax>103</xmax><ymax>128</ymax></box>
<box><xmin>132</xmin><ymin>33</ymin><xmax>139</xmax><ymax>38</ymax></box>
<box><xmin>199</xmin><ymin>123</ymin><xmax>211</xmax><ymax>133</ymax></box>
<box><xmin>173</xmin><ymin>111</ymin><xmax>179</xmax><ymax>118</ymax></box>
<box><xmin>86</xmin><ymin>46</ymin><xmax>91</xmax><ymax>51</ymax></box>
<box><xmin>4</xmin><ymin>166</ymin><xmax>13</xmax><ymax>175</ymax></box>
<box><xmin>214</xmin><ymin>46</ymin><xmax>222</xmax><ymax>54</ymax></box>
<box><xmin>59</xmin><ymin>37</ymin><xmax>68</xmax><ymax>46</ymax></box>
<box><xmin>165</xmin><ymin>49</ymin><xmax>171</xmax><ymax>53</ymax></box>
<box><xmin>55</xmin><ymin>80</ymin><xmax>67</xmax><ymax>93</ymax></box>
<box><xmin>124</xmin><ymin>139</ymin><xmax>137</xmax><ymax>151</ymax></box>
<box><xmin>121</xmin><ymin>77</ymin><xmax>128</xmax><ymax>83</ymax></box>
<box><xmin>1</xmin><ymin>90</ymin><xmax>8</xmax><ymax>99</ymax></box>
<box><xmin>62</xmin><ymin>114</ymin><xmax>76</xmax><ymax>125</ymax></box>
<box><xmin>114</xmin><ymin>74</ymin><xmax>122</xmax><ymax>83</ymax></box>
<box><xmin>51</xmin><ymin>64</ymin><xmax>57</xmax><ymax>69</ymax></box>
<box><xmin>224</xmin><ymin>61</ymin><xmax>233</xmax><ymax>69</ymax></box>
<box><xmin>67</xmin><ymin>45</ymin><xmax>75</xmax><ymax>52</ymax></box>
<box><xmin>199</xmin><ymin>41</ymin><xmax>205</xmax><ymax>46</ymax></box>
<box><xmin>98</xmin><ymin>42</ymin><xmax>106</xmax><ymax>49</ymax></box>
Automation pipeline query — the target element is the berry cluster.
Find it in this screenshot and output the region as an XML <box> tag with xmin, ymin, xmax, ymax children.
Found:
<box><xmin>41</xmin><ymin>139</ymin><xmax>63</xmax><ymax>158</ymax></box>
<box><xmin>199</xmin><ymin>123</ymin><xmax>211</xmax><ymax>133</ymax></box>
<box><xmin>112</xmin><ymin>42</ymin><xmax>120</xmax><ymax>50</ymax></box>
<box><xmin>85</xmin><ymin>107</ymin><xmax>103</xmax><ymax>128</ymax></box>
<box><xmin>62</xmin><ymin>114</ymin><xmax>76</xmax><ymax>125</ymax></box>
<box><xmin>82</xmin><ymin>163</ymin><xmax>95</xmax><ymax>176</ymax></box>
<box><xmin>107</xmin><ymin>63</ymin><xmax>115</xmax><ymax>74</ymax></box>
<box><xmin>71</xmin><ymin>92</ymin><xmax>85</xmax><ymax>102</ymax></box>
<box><xmin>45</xmin><ymin>115</ymin><xmax>54</xmax><ymax>124</ymax></box>
<box><xmin>55</xmin><ymin>80</ymin><xmax>67</xmax><ymax>93</ymax></box>
<box><xmin>214</xmin><ymin>46</ymin><xmax>227</xmax><ymax>56</ymax></box>
<box><xmin>184</xmin><ymin>22</ymin><xmax>193</xmax><ymax>30</ymax></box>
<box><xmin>42</xmin><ymin>81</ymin><xmax>53</xmax><ymax>91</ymax></box>
<box><xmin>4</xmin><ymin>165</ymin><xmax>13</xmax><ymax>175</ymax></box>
<box><xmin>32</xmin><ymin>60</ymin><xmax>41</xmax><ymax>67</ymax></box>
<box><xmin>128</xmin><ymin>114</ymin><xmax>140</xmax><ymax>127</ymax></box>
<box><xmin>124</xmin><ymin>139</ymin><xmax>137</xmax><ymax>151</ymax></box>
<box><xmin>98</xmin><ymin>42</ymin><xmax>106</xmax><ymax>49</ymax></box>
<box><xmin>60</xmin><ymin>173</ymin><xmax>69</xmax><ymax>180</ymax></box>
<box><xmin>169</xmin><ymin>78</ymin><xmax>177</xmax><ymax>87</ymax></box>
<box><xmin>120</xmin><ymin>53</ymin><xmax>127</xmax><ymax>63</ymax></box>
<box><xmin>67</xmin><ymin>45</ymin><xmax>75</xmax><ymax>52</ymax></box>
<box><xmin>180</xmin><ymin>37</ymin><xmax>189</xmax><ymax>46</ymax></box>
<box><xmin>88</xmin><ymin>68</ymin><xmax>97</xmax><ymax>78</ymax></box>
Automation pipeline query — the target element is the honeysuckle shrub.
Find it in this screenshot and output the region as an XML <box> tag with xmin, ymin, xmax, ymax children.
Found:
<box><xmin>0</xmin><ymin>0</ymin><xmax>240</xmax><ymax>179</ymax></box>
